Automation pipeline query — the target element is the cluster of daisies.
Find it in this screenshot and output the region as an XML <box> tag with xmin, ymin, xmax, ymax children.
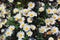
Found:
<box><xmin>14</xmin><ymin>2</ymin><xmax>37</xmax><ymax>40</ymax></box>
<box><xmin>38</xmin><ymin>0</ymin><xmax>60</xmax><ymax>40</ymax></box>
<box><xmin>39</xmin><ymin>9</ymin><xmax>60</xmax><ymax>39</ymax></box>
<box><xmin>0</xmin><ymin>0</ymin><xmax>60</xmax><ymax>40</ymax></box>
<box><xmin>0</xmin><ymin>3</ymin><xmax>10</xmax><ymax>28</ymax></box>
<box><xmin>0</xmin><ymin>0</ymin><xmax>37</xmax><ymax>40</ymax></box>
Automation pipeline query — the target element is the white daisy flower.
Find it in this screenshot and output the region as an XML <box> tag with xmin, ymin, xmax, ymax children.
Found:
<box><xmin>18</xmin><ymin>17</ymin><xmax>25</xmax><ymax>24</ymax></box>
<box><xmin>46</xmin><ymin>8</ymin><xmax>53</xmax><ymax>14</ymax></box>
<box><xmin>30</xmin><ymin>25</ymin><xmax>36</xmax><ymax>30</ymax></box>
<box><xmin>17</xmin><ymin>31</ymin><xmax>24</xmax><ymax>39</ymax></box>
<box><xmin>23</xmin><ymin>13</ymin><xmax>29</xmax><ymax>17</ymax></box>
<box><xmin>51</xmin><ymin>27</ymin><xmax>59</xmax><ymax>34</ymax></box>
<box><xmin>23</xmin><ymin>24</ymin><xmax>30</xmax><ymax>32</ymax></box>
<box><xmin>28</xmin><ymin>2</ymin><xmax>35</xmax><ymax>9</ymax></box>
<box><xmin>14</xmin><ymin>14</ymin><xmax>21</xmax><ymax>21</ymax></box>
<box><xmin>48</xmin><ymin>37</ymin><xmax>54</xmax><ymax>40</ymax></box>
<box><xmin>22</xmin><ymin>9</ymin><xmax>30</xmax><ymax>17</ymax></box>
<box><xmin>5</xmin><ymin>29</ymin><xmax>13</xmax><ymax>36</ymax></box>
<box><xmin>13</xmin><ymin>8</ymin><xmax>19</xmax><ymax>13</ymax></box>
<box><xmin>57</xmin><ymin>8</ymin><xmax>60</xmax><ymax>14</ymax></box>
<box><xmin>19</xmin><ymin>9</ymin><xmax>23</xmax><ymax>13</ymax></box>
<box><xmin>52</xmin><ymin>14</ymin><xmax>58</xmax><ymax>20</ymax></box>
<box><xmin>50</xmin><ymin>18</ymin><xmax>56</xmax><ymax>25</ymax></box>
<box><xmin>58</xmin><ymin>16</ymin><xmax>60</xmax><ymax>21</ymax></box>
<box><xmin>22</xmin><ymin>9</ymin><xmax>30</xmax><ymax>13</ymax></box>
<box><xmin>57</xmin><ymin>0</ymin><xmax>60</xmax><ymax>4</ymax></box>
<box><xmin>39</xmin><ymin>26</ymin><xmax>47</xmax><ymax>33</ymax></box>
<box><xmin>28</xmin><ymin>11</ymin><xmax>37</xmax><ymax>17</ymax></box>
<box><xmin>45</xmin><ymin>26</ymin><xmax>51</xmax><ymax>30</ymax></box>
<box><xmin>2</xmin><ymin>19</ymin><xmax>7</xmax><ymax>25</ymax></box>
<box><xmin>0</xmin><ymin>35</ymin><xmax>6</xmax><ymax>40</ymax></box>
<box><xmin>27</xmin><ymin>17</ymin><xmax>33</xmax><ymax>23</ymax></box>
<box><xmin>0</xmin><ymin>3</ymin><xmax>6</xmax><ymax>11</ymax></box>
<box><xmin>19</xmin><ymin>23</ymin><xmax>25</xmax><ymax>28</ymax></box>
<box><xmin>8</xmin><ymin>25</ymin><xmax>15</xmax><ymax>31</ymax></box>
<box><xmin>26</xmin><ymin>31</ymin><xmax>33</xmax><ymax>37</ymax></box>
<box><xmin>45</xmin><ymin>18</ymin><xmax>50</xmax><ymax>25</ymax></box>
<box><xmin>1</xmin><ymin>9</ymin><xmax>7</xmax><ymax>15</ymax></box>
<box><xmin>39</xmin><ymin>7</ymin><xmax>44</xmax><ymax>12</ymax></box>
<box><xmin>8</xmin><ymin>0</ymin><xmax>14</xmax><ymax>3</ymax></box>
<box><xmin>52</xmin><ymin>8</ymin><xmax>57</xmax><ymax>14</ymax></box>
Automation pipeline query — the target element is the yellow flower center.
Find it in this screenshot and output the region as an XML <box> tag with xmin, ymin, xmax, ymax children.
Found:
<box><xmin>1</xmin><ymin>35</ymin><xmax>5</xmax><ymax>38</ymax></box>
<box><xmin>25</xmin><ymin>27</ymin><xmax>29</xmax><ymax>31</ymax></box>
<box><xmin>30</xmin><ymin>14</ymin><xmax>33</xmax><ymax>17</ymax></box>
<box><xmin>19</xmin><ymin>34</ymin><xmax>23</xmax><ymax>38</ymax></box>
<box><xmin>22</xmin><ymin>24</ymin><xmax>25</xmax><ymax>27</ymax></box>
<box><xmin>47</xmin><ymin>9</ymin><xmax>51</xmax><ymax>13</ymax></box>
<box><xmin>19</xmin><ymin>19</ymin><xmax>22</xmax><ymax>22</ymax></box>
<box><xmin>30</xmin><ymin>4</ymin><xmax>33</xmax><ymax>7</ymax></box>
<box><xmin>7</xmin><ymin>32</ymin><xmax>10</xmax><ymax>35</ymax></box>
<box><xmin>15</xmin><ymin>18</ymin><xmax>18</xmax><ymax>21</ymax></box>
<box><xmin>53</xmin><ymin>28</ymin><xmax>56</xmax><ymax>33</ymax></box>
<box><xmin>53</xmin><ymin>10</ymin><xmax>57</xmax><ymax>13</ymax></box>
<box><xmin>58</xmin><ymin>17</ymin><xmax>60</xmax><ymax>21</ymax></box>
<box><xmin>58</xmin><ymin>1</ymin><xmax>60</xmax><ymax>4</ymax></box>
<box><xmin>40</xmin><ymin>28</ymin><xmax>45</xmax><ymax>32</ymax></box>
<box><xmin>15</xmin><ymin>10</ymin><xmax>18</xmax><ymax>12</ymax></box>
<box><xmin>28</xmin><ymin>32</ymin><xmax>31</xmax><ymax>35</ymax></box>
<box><xmin>10</xmin><ymin>28</ymin><xmax>14</xmax><ymax>31</ymax></box>
<box><xmin>50</xmin><ymin>20</ymin><xmax>53</xmax><ymax>23</ymax></box>
<box><xmin>46</xmin><ymin>20</ymin><xmax>50</xmax><ymax>23</ymax></box>
<box><xmin>53</xmin><ymin>16</ymin><xmax>56</xmax><ymax>19</ymax></box>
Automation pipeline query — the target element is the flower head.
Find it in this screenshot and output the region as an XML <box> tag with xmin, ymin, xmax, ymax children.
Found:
<box><xmin>8</xmin><ymin>25</ymin><xmax>15</xmax><ymax>31</ymax></box>
<box><xmin>48</xmin><ymin>37</ymin><xmax>54</xmax><ymax>40</ymax></box>
<box><xmin>17</xmin><ymin>31</ymin><xmax>24</xmax><ymax>39</ymax></box>
<box><xmin>26</xmin><ymin>31</ymin><xmax>33</xmax><ymax>37</ymax></box>
<box><xmin>51</xmin><ymin>26</ymin><xmax>59</xmax><ymax>34</ymax></box>
<box><xmin>23</xmin><ymin>24</ymin><xmax>30</xmax><ymax>32</ymax></box>
<box><xmin>28</xmin><ymin>11</ymin><xmax>37</xmax><ymax>17</ymax></box>
<box><xmin>5</xmin><ymin>29</ymin><xmax>13</xmax><ymax>36</ymax></box>
<box><xmin>39</xmin><ymin>26</ymin><xmax>47</xmax><ymax>33</ymax></box>
<box><xmin>28</xmin><ymin>2</ymin><xmax>35</xmax><ymax>9</ymax></box>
